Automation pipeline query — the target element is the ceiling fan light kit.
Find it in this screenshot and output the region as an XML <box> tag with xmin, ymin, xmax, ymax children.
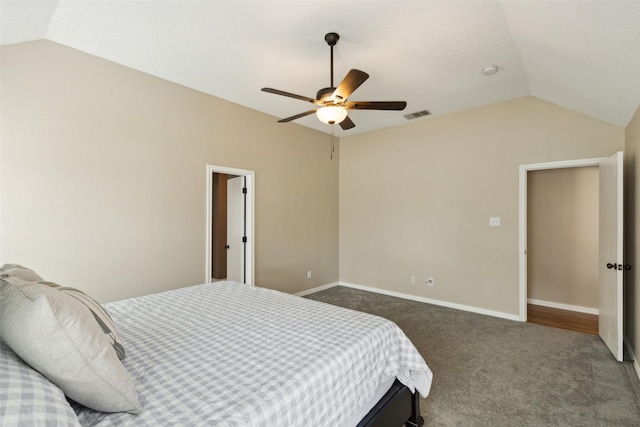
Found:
<box><xmin>316</xmin><ymin>106</ymin><xmax>348</xmax><ymax>124</ymax></box>
<box><xmin>261</xmin><ymin>32</ymin><xmax>407</xmax><ymax>130</ymax></box>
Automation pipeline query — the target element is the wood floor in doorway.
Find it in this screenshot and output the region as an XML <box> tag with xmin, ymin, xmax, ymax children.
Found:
<box><xmin>527</xmin><ymin>304</ymin><xmax>598</xmax><ymax>335</ymax></box>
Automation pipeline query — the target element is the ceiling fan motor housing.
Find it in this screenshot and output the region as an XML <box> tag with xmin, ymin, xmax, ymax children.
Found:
<box><xmin>317</xmin><ymin>87</ymin><xmax>336</xmax><ymax>103</ymax></box>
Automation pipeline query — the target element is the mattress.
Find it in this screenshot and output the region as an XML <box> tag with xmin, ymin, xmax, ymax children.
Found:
<box><xmin>73</xmin><ymin>281</ymin><xmax>432</xmax><ymax>426</ymax></box>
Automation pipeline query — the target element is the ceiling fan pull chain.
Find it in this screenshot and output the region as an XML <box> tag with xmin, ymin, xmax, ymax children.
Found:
<box><xmin>330</xmin><ymin>126</ymin><xmax>335</xmax><ymax>160</ymax></box>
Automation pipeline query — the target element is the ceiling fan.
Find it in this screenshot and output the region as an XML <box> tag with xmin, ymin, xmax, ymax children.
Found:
<box><xmin>261</xmin><ymin>32</ymin><xmax>407</xmax><ymax>130</ymax></box>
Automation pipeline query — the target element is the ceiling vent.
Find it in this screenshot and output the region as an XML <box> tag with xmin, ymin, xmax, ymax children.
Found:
<box><xmin>403</xmin><ymin>110</ymin><xmax>431</xmax><ymax>120</ymax></box>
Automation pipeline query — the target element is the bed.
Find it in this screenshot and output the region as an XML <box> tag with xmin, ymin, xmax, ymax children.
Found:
<box><xmin>1</xmin><ymin>267</ymin><xmax>432</xmax><ymax>427</ymax></box>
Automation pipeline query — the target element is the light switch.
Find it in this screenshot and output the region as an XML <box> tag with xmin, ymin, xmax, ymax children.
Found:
<box><xmin>489</xmin><ymin>217</ymin><xmax>501</xmax><ymax>227</ymax></box>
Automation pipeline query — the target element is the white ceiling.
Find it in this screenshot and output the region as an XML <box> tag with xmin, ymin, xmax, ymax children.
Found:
<box><xmin>2</xmin><ymin>0</ymin><xmax>640</xmax><ymax>136</ymax></box>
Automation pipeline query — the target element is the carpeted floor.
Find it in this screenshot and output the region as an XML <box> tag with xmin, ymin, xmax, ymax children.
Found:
<box><xmin>305</xmin><ymin>286</ymin><xmax>640</xmax><ymax>427</ymax></box>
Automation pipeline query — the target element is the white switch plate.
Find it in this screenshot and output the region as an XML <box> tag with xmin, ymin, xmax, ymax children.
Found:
<box><xmin>307</xmin><ymin>271</ymin><xmax>312</xmax><ymax>279</ymax></box>
<box><xmin>489</xmin><ymin>217</ymin><xmax>501</xmax><ymax>226</ymax></box>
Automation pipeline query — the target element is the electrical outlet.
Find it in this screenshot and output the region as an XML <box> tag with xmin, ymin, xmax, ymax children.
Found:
<box><xmin>425</xmin><ymin>278</ymin><xmax>434</xmax><ymax>286</ymax></box>
<box><xmin>490</xmin><ymin>217</ymin><xmax>501</xmax><ymax>227</ymax></box>
<box><xmin>307</xmin><ymin>271</ymin><xmax>312</xmax><ymax>279</ymax></box>
<box><xmin>410</xmin><ymin>276</ymin><xmax>416</xmax><ymax>284</ymax></box>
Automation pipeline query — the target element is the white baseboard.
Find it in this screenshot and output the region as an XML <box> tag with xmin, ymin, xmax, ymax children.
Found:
<box><xmin>336</xmin><ymin>281</ymin><xmax>521</xmax><ymax>322</ymax></box>
<box><xmin>294</xmin><ymin>282</ymin><xmax>340</xmax><ymax>297</ymax></box>
<box><xmin>527</xmin><ymin>298</ymin><xmax>599</xmax><ymax>315</ymax></box>
<box><xmin>624</xmin><ymin>337</ymin><xmax>640</xmax><ymax>381</ymax></box>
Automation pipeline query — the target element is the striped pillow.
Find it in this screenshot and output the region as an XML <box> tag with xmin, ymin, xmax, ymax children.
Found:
<box><xmin>53</xmin><ymin>285</ymin><xmax>125</xmax><ymax>361</ymax></box>
<box><xmin>0</xmin><ymin>278</ymin><xmax>140</xmax><ymax>414</ymax></box>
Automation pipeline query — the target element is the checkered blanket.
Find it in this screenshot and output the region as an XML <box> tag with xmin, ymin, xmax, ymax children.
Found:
<box><xmin>73</xmin><ymin>282</ymin><xmax>432</xmax><ymax>426</ymax></box>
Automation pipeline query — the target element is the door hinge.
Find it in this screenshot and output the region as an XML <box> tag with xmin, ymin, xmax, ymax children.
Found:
<box><xmin>242</xmin><ymin>236</ymin><xmax>247</xmax><ymax>243</ymax></box>
<box><xmin>242</xmin><ymin>187</ymin><xmax>247</xmax><ymax>194</ymax></box>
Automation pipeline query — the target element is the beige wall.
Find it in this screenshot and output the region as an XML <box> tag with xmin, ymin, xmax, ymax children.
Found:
<box><xmin>0</xmin><ymin>41</ymin><xmax>339</xmax><ymax>302</ymax></box>
<box><xmin>527</xmin><ymin>167</ymin><xmax>599</xmax><ymax>309</ymax></box>
<box><xmin>2</xmin><ymin>40</ymin><xmax>635</xmax><ymax>338</ymax></box>
<box><xmin>624</xmin><ymin>105</ymin><xmax>640</xmax><ymax>367</ymax></box>
<box><xmin>340</xmin><ymin>97</ymin><xmax>624</xmax><ymax>316</ymax></box>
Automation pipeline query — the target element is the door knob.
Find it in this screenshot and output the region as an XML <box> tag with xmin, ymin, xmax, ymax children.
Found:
<box><xmin>225</xmin><ymin>245</ymin><xmax>230</xmax><ymax>250</ymax></box>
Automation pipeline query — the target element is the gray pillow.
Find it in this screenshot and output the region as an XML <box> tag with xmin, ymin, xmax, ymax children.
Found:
<box><xmin>0</xmin><ymin>278</ymin><xmax>141</xmax><ymax>414</ymax></box>
<box><xmin>0</xmin><ymin>264</ymin><xmax>43</xmax><ymax>282</ymax></box>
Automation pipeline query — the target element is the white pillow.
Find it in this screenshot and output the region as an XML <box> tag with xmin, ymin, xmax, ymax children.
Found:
<box><xmin>0</xmin><ymin>278</ymin><xmax>141</xmax><ymax>414</ymax></box>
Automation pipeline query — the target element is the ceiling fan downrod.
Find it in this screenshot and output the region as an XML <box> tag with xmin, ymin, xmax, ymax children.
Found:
<box><xmin>325</xmin><ymin>32</ymin><xmax>339</xmax><ymax>88</ymax></box>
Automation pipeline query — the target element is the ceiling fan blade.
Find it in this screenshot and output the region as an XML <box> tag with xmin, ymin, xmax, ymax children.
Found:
<box><xmin>277</xmin><ymin>109</ymin><xmax>318</xmax><ymax>123</ymax></box>
<box><xmin>345</xmin><ymin>101</ymin><xmax>407</xmax><ymax>111</ymax></box>
<box><xmin>262</xmin><ymin>88</ymin><xmax>319</xmax><ymax>104</ymax></box>
<box><xmin>339</xmin><ymin>116</ymin><xmax>355</xmax><ymax>130</ymax></box>
<box><xmin>332</xmin><ymin>69</ymin><xmax>369</xmax><ymax>102</ymax></box>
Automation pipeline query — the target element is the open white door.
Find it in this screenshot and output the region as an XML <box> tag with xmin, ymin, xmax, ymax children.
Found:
<box><xmin>599</xmin><ymin>151</ymin><xmax>624</xmax><ymax>361</ymax></box>
<box><xmin>227</xmin><ymin>176</ymin><xmax>245</xmax><ymax>283</ymax></box>
<box><xmin>206</xmin><ymin>165</ymin><xmax>254</xmax><ymax>285</ymax></box>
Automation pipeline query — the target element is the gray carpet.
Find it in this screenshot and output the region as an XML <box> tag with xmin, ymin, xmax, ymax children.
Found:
<box><xmin>305</xmin><ymin>286</ymin><xmax>640</xmax><ymax>427</ymax></box>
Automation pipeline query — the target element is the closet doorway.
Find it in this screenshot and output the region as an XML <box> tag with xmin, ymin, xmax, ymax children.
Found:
<box><xmin>519</xmin><ymin>153</ymin><xmax>625</xmax><ymax>361</ymax></box>
<box><xmin>205</xmin><ymin>165</ymin><xmax>255</xmax><ymax>285</ymax></box>
<box><xmin>526</xmin><ymin>166</ymin><xmax>599</xmax><ymax>333</ymax></box>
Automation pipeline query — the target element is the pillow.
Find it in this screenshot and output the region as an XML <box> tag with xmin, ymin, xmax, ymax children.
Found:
<box><xmin>38</xmin><ymin>281</ymin><xmax>61</xmax><ymax>288</ymax></box>
<box><xmin>0</xmin><ymin>341</ymin><xmax>82</xmax><ymax>427</ymax></box>
<box><xmin>0</xmin><ymin>278</ymin><xmax>141</xmax><ymax>414</ymax></box>
<box><xmin>53</xmin><ymin>285</ymin><xmax>125</xmax><ymax>361</ymax></box>
<box><xmin>1</xmin><ymin>278</ymin><xmax>126</xmax><ymax>361</ymax></box>
<box><xmin>0</xmin><ymin>264</ymin><xmax>43</xmax><ymax>282</ymax></box>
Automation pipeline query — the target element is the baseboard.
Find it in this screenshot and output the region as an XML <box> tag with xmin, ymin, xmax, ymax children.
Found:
<box><xmin>294</xmin><ymin>282</ymin><xmax>339</xmax><ymax>297</ymax></box>
<box><xmin>337</xmin><ymin>281</ymin><xmax>521</xmax><ymax>322</ymax></box>
<box><xmin>527</xmin><ymin>298</ymin><xmax>599</xmax><ymax>315</ymax></box>
<box><xmin>624</xmin><ymin>337</ymin><xmax>640</xmax><ymax>381</ymax></box>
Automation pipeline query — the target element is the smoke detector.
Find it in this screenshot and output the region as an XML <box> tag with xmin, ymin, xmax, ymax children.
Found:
<box><xmin>483</xmin><ymin>66</ymin><xmax>498</xmax><ymax>75</ymax></box>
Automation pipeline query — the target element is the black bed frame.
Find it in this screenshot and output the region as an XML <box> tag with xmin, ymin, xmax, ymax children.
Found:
<box><xmin>356</xmin><ymin>380</ymin><xmax>424</xmax><ymax>427</ymax></box>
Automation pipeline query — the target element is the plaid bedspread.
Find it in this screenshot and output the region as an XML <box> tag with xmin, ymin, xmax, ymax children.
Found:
<box><xmin>73</xmin><ymin>281</ymin><xmax>432</xmax><ymax>426</ymax></box>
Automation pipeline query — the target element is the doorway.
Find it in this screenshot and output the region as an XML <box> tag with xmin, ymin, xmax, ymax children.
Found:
<box><xmin>210</xmin><ymin>173</ymin><xmax>246</xmax><ymax>281</ymax></box>
<box><xmin>519</xmin><ymin>157</ymin><xmax>604</xmax><ymax>321</ymax></box>
<box><xmin>526</xmin><ymin>166</ymin><xmax>599</xmax><ymax>333</ymax></box>
<box><xmin>205</xmin><ymin>165</ymin><xmax>255</xmax><ymax>285</ymax></box>
<box><xmin>519</xmin><ymin>153</ymin><xmax>625</xmax><ymax>361</ymax></box>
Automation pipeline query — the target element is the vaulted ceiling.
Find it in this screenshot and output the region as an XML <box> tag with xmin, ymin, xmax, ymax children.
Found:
<box><xmin>2</xmin><ymin>1</ymin><xmax>640</xmax><ymax>136</ymax></box>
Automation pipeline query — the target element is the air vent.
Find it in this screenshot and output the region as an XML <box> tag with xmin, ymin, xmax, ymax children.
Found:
<box><xmin>403</xmin><ymin>110</ymin><xmax>432</xmax><ymax>120</ymax></box>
